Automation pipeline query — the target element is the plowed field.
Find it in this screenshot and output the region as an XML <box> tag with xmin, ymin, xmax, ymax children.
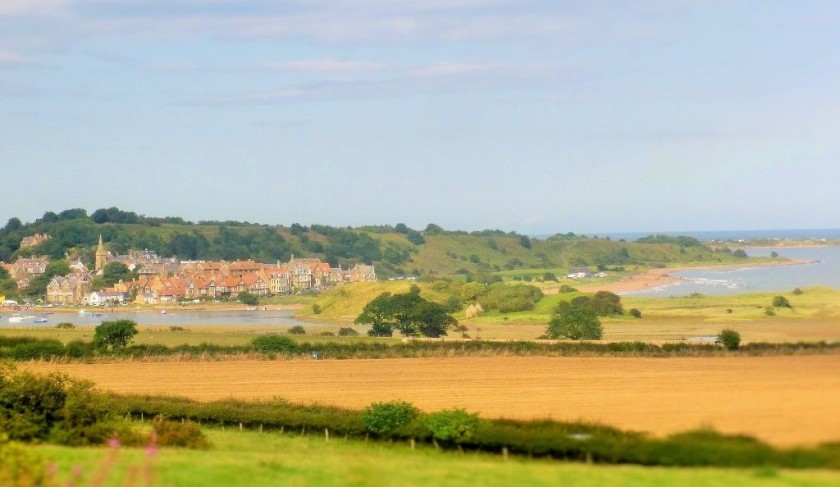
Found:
<box><xmin>22</xmin><ymin>355</ymin><xmax>840</xmax><ymax>447</ymax></box>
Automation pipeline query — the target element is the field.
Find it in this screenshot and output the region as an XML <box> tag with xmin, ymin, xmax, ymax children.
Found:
<box><xmin>22</xmin><ymin>354</ymin><xmax>840</xmax><ymax>447</ymax></box>
<box><xmin>32</xmin><ymin>429</ymin><xmax>840</xmax><ymax>487</ymax></box>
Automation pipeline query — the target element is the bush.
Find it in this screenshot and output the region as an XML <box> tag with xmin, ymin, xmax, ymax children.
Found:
<box><xmin>0</xmin><ymin>435</ymin><xmax>52</xmax><ymax>487</ymax></box>
<box><xmin>311</xmin><ymin>304</ymin><xmax>321</xmax><ymax>315</ymax></box>
<box><xmin>9</xmin><ymin>339</ymin><xmax>65</xmax><ymax>360</ymax></box>
<box><xmin>94</xmin><ymin>319</ymin><xmax>138</xmax><ymax>350</ymax></box>
<box><xmin>55</xmin><ymin>322</ymin><xmax>74</xmax><ymax>329</ymax></box>
<box><xmin>337</xmin><ymin>327</ymin><xmax>359</xmax><ymax>337</ymax></box>
<box><xmin>362</xmin><ymin>401</ymin><xmax>419</xmax><ymax>436</ymax></box>
<box><xmin>319</xmin><ymin>332</ymin><xmax>335</xmax><ymax>337</ymax></box>
<box><xmin>543</xmin><ymin>272</ymin><xmax>558</xmax><ymax>282</ymax></box>
<box><xmin>238</xmin><ymin>291</ymin><xmax>259</xmax><ymax>306</ymax></box>
<box><xmin>152</xmin><ymin>415</ymin><xmax>211</xmax><ymax>449</ymax></box>
<box><xmin>772</xmin><ymin>296</ymin><xmax>792</xmax><ymax>308</ymax></box>
<box><xmin>251</xmin><ymin>335</ymin><xmax>299</xmax><ymax>353</ymax></box>
<box><xmin>629</xmin><ymin>308</ymin><xmax>642</xmax><ymax>319</ymax></box>
<box><xmin>288</xmin><ymin>325</ymin><xmax>306</xmax><ymax>335</ymax></box>
<box><xmin>792</xmin><ymin>288</ymin><xmax>803</xmax><ymax>295</ymax></box>
<box><xmin>558</xmin><ymin>284</ymin><xmax>577</xmax><ymax>293</ymax></box>
<box><xmin>423</xmin><ymin>409</ymin><xmax>480</xmax><ymax>444</ymax></box>
<box><xmin>718</xmin><ymin>329</ymin><xmax>741</xmax><ymax>351</ymax></box>
<box><xmin>169</xmin><ymin>326</ymin><xmax>188</xmax><ymax>332</ymax></box>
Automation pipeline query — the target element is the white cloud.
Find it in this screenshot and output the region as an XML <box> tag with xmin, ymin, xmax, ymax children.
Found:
<box><xmin>259</xmin><ymin>59</ymin><xmax>383</xmax><ymax>73</ymax></box>
<box><xmin>0</xmin><ymin>0</ymin><xmax>67</xmax><ymax>16</ymax></box>
<box><xmin>0</xmin><ymin>48</ymin><xmax>31</xmax><ymax>63</ymax></box>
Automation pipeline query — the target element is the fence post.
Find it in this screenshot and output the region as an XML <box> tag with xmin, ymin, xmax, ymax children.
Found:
<box><xmin>325</xmin><ymin>428</ymin><xmax>329</xmax><ymax>442</ymax></box>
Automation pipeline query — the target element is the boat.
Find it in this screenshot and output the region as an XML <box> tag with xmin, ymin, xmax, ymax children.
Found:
<box><xmin>160</xmin><ymin>310</ymin><xmax>167</xmax><ymax>314</ymax></box>
<box><xmin>9</xmin><ymin>315</ymin><xmax>35</xmax><ymax>323</ymax></box>
<box><xmin>91</xmin><ymin>312</ymin><xmax>103</xmax><ymax>318</ymax></box>
<box><xmin>78</xmin><ymin>309</ymin><xmax>86</xmax><ymax>314</ymax></box>
<box><xmin>34</xmin><ymin>317</ymin><xmax>48</xmax><ymax>324</ymax></box>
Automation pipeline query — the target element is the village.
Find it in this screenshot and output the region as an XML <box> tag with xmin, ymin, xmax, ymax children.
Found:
<box><xmin>1</xmin><ymin>235</ymin><xmax>376</xmax><ymax>306</ymax></box>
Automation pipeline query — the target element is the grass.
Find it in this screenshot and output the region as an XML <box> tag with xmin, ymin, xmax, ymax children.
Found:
<box><xmin>35</xmin><ymin>429</ymin><xmax>840</xmax><ymax>487</ymax></box>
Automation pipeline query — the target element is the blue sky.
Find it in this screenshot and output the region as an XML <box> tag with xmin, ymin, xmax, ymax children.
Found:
<box><xmin>1</xmin><ymin>1</ymin><xmax>839</xmax><ymax>234</ymax></box>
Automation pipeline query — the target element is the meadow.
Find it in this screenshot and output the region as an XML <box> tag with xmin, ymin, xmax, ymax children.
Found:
<box><xmin>34</xmin><ymin>429</ymin><xmax>840</xmax><ymax>487</ymax></box>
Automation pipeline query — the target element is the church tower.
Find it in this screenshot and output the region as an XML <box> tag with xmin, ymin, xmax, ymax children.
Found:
<box><xmin>95</xmin><ymin>235</ymin><xmax>107</xmax><ymax>273</ymax></box>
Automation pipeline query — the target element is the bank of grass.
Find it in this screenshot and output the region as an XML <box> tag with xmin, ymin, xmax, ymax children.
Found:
<box><xmin>33</xmin><ymin>429</ymin><xmax>840</xmax><ymax>487</ymax></box>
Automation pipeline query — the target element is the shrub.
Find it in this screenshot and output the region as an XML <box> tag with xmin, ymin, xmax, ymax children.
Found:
<box><xmin>152</xmin><ymin>416</ymin><xmax>211</xmax><ymax>449</ymax></box>
<box><xmin>543</xmin><ymin>272</ymin><xmax>558</xmax><ymax>282</ymax></box>
<box><xmin>238</xmin><ymin>291</ymin><xmax>259</xmax><ymax>306</ymax></box>
<box><xmin>9</xmin><ymin>339</ymin><xmax>65</xmax><ymax>360</ymax></box>
<box><xmin>288</xmin><ymin>325</ymin><xmax>306</xmax><ymax>335</ymax></box>
<box><xmin>423</xmin><ymin>409</ymin><xmax>480</xmax><ymax>444</ymax></box>
<box><xmin>558</xmin><ymin>284</ymin><xmax>577</xmax><ymax>293</ymax></box>
<box><xmin>55</xmin><ymin>322</ymin><xmax>74</xmax><ymax>329</ymax></box>
<box><xmin>362</xmin><ymin>401</ymin><xmax>419</xmax><ymax>436</ymax></box>
<box><xmin>65</xmin><ymin>340</ymin><xmax>94</xmax><ymax>359</ymax></box>
<box><xmin>251</xmin><ymin>335</ymin><xmax>299</xmax><ymax>353</ymax></box>
<box><xmin>629</xmin><ymin>308</ymin><xmax>642</xmax><ymax>319</ymax></box>
<box><xmin>792</xmin><ymin>288</ymin><xmax>803</xmax><ymax>295</ymax></box>
<box><xmin>772</xmin><ymin>296</ymin><xmax>792</xmax><ymax>308</ymax></box>
<box><xmin>337</xmin><ymin>327</ymin><xmax>359</xmax><ymax>337</ymax></box>
<box><xmin>718</xmin><ymin>329</ymin><xmax>741</xmax><ymax>351</ymax></box>
<box><xmin>320</xmin><ymin>332</ymin><xmax>335</xmax><ymax>337</ymax></box>
<box><xmin>311</xmin><ymin>304</ymin><xmax>321</xmax><ymax>315</ymax></box>
<box><xmin>0</xmin><ymin>435</ymin><xmax>52</xmax><ymax>487</ymax></box>
<box><xmin>169</xmin><ymin>326</ymin><xmax>188</xmax><ymax>332</ymax></box>
<box><xmin>765</xmin><ymin>307</ymin><xmax>776</xmax><ymax>316</ymax></box>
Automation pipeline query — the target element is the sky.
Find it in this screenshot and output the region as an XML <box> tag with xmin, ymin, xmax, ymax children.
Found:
<box><xmin>1</xmin><ymin>1</ymin><xmax>839</xmax><ymax>235</ymax></box>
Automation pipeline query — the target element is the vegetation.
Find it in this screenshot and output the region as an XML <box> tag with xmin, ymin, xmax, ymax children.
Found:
<box><xmin>362</xmin><ymin>401</ymin><xmax>419</xmax><ymax>436</ymax></box>
<box><xmin>93</xmin><ymin>319</ymin><xmax>138</xmax><ymax>350</ymax></box>
<box><xmin>287</xmin><ymin>325</ymin><xmax>306</xmax><ymax>335</ymax></box>
<box><xmin>33</xmin><ymin>429</ymin><xmax>840</xmax><ymax>487</ymax></box>
<box><xmin>546</xmin><ymin>304</ymin><xmax>603</xmax><ymax>340</ymax></box>
<box><xmin>355</xmin><ymin>288</ymin><xmax>458</xmax><ymax>338</ymax></box>
<box><xmin>238</xmin><ymin>291</ymin><xmax>259</xmax><ymax>306</ymax></box>
<box><xmin>773</xmin><ymin>295</ymin><xmax>792</xmax><ymax>308</ymax></box>
<box><xmin>718</xmin><ymin>329</ymin><xmax>742</xmax><ymax>351</ymax></box>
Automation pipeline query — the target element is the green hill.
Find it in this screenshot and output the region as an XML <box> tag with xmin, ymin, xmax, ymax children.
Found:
<box><xmin>1</xmin><ymin>208</ymin><xmax>749</xmax><ymax>283</ymax></box>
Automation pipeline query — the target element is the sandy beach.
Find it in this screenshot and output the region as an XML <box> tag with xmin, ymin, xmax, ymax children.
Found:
<box><xmin>578</xmin><ymin>258</ymin><xmax>813</xmax><ymax>294</ymax></box>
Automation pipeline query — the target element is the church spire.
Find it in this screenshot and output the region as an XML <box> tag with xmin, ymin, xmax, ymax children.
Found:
<box><xmin>95</xmin><ymin>234</ymin><xmax>107</xmax><ymax>272</ymax></box>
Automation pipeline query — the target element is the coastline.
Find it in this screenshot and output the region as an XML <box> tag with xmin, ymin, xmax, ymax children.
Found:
<box><xmin>578</xmin><ymin>258</ymin><xmax>814</xmax><ymax>295</ymax></box>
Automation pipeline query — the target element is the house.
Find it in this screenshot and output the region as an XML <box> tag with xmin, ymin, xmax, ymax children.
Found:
<box><xmin>6</xmin><ymin>256</ymin><xmax>50</xmax><ymax>289</ymax></box>
<box><xmin>88</xmin><ymin>290</ymin><xmax>125</xmax><ymax>306</ymax></box>
<box><xmin>46</xmin><ymin>275</ymin><xmax>91</xmax><ymax>305</ymax></box>
<box><xmin>347</xmin><ymin>264</ymin><xmax>376</xmax><ymax>283</ymax></box>
<box><xmin>19</xmin><ymin>233</ymin><xmax>50</xmax><ymax>249</ymax></box>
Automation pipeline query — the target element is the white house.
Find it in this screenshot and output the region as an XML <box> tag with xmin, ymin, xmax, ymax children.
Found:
<box><xmin>88</xmin><ymin>291</ymin><xmax>125</xmax><ymax>306</ymax></box>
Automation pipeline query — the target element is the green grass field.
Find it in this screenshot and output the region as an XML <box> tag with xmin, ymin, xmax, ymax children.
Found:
<box><xmin>35</xmin><ymin>429</ymin><xmax>840</xmax><ymax>487</ymax></box>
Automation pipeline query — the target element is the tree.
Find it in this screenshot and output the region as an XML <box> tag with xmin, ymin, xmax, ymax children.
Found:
<box><xmin>101</xmin><ymin>262</ymin><xmax>136</xmax><ymax>287</ymax></box>
<box><xmin>546</xmin><ymin>303</ymin><xmax>602</xmax><ymax>340</ymax></box>
<box><xmin>519</xmin><ymin>235</ymin><xmax>531</xmax><ymax>249</ymax></box>
<box><xmin>93</xmin><ymin>320</ymin><xmax>138</xmax><ymax>350</ymax></box>
<box><xmin>718</xmin><ymin>328</ymin><xmax>741</xmax><ymax>351</ymax></box>
<box><xmin>238</xmin><ymin>291</ymin><xmax>259</xmax><ymax>306</ymax></box>
<box><xmin>772</xmin><ymin>295</ymin><xmax>792</xmax><ymax>308</ymax></box>
<box><xmin>355</xmin><ymin>290</ymin><xmax>458</xmax><ymax>338</ymax></box>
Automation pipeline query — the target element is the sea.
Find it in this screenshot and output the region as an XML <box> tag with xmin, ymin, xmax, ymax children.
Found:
<box><xmin>627</xmin><ymin>246</ymin><xmax>840</xmax><ymax>297</ymax></box>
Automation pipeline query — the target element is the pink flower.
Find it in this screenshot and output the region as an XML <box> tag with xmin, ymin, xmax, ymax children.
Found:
<box><xmin>107</xmin><ymin>436</ymin><xmax>121</xmax><ymax>449</ymax></box>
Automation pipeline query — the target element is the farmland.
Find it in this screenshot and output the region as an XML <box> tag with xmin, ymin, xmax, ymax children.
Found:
<box><xmin>21</xmin><ymin>354</ymin><xmax>840</xmax><ymax>447</ymax></box>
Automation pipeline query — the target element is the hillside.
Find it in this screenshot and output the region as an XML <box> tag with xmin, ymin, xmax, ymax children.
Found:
<box><xmin>1</xmin><ymin>207</ymin><xmax>752</xmax><ymax>281</ymax></box>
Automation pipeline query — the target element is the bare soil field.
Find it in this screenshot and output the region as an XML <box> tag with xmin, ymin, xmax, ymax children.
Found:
<box><xmin>22</xmin><ymin>355</ymin><xmax>840</xmax><ymax>447</ymax></box>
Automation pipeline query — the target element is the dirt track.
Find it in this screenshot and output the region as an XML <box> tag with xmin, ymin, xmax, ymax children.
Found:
<box><xmin>21</xmin><ymin>355</ymin><xmax>840</xmax><ymax>447</ymax></box>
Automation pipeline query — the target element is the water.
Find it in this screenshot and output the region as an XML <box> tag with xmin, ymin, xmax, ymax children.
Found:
<box><xmin>628</xmin><ymin>246</ymin><xmax>840</xmax><ymax>297</ymax></box>
<box><xmin>533</xmin><ymin>228</ymin><xmax>840</xmax><ymax>242</ymax></box>
<box><xmin>3</xmin><ymin>308</ymin><xmax>310</xmax><ymax>327</ymax></box>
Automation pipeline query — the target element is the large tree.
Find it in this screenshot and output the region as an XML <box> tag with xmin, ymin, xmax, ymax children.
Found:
<box><xmin>355</xmin><ymin>289</ymin><xmax>457</xmax><ymax>338</ymax></box>
<box><xmin>546</xmin><ymin>302</ymin><xmax>602</xmax><ymax>340</ymax></box>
